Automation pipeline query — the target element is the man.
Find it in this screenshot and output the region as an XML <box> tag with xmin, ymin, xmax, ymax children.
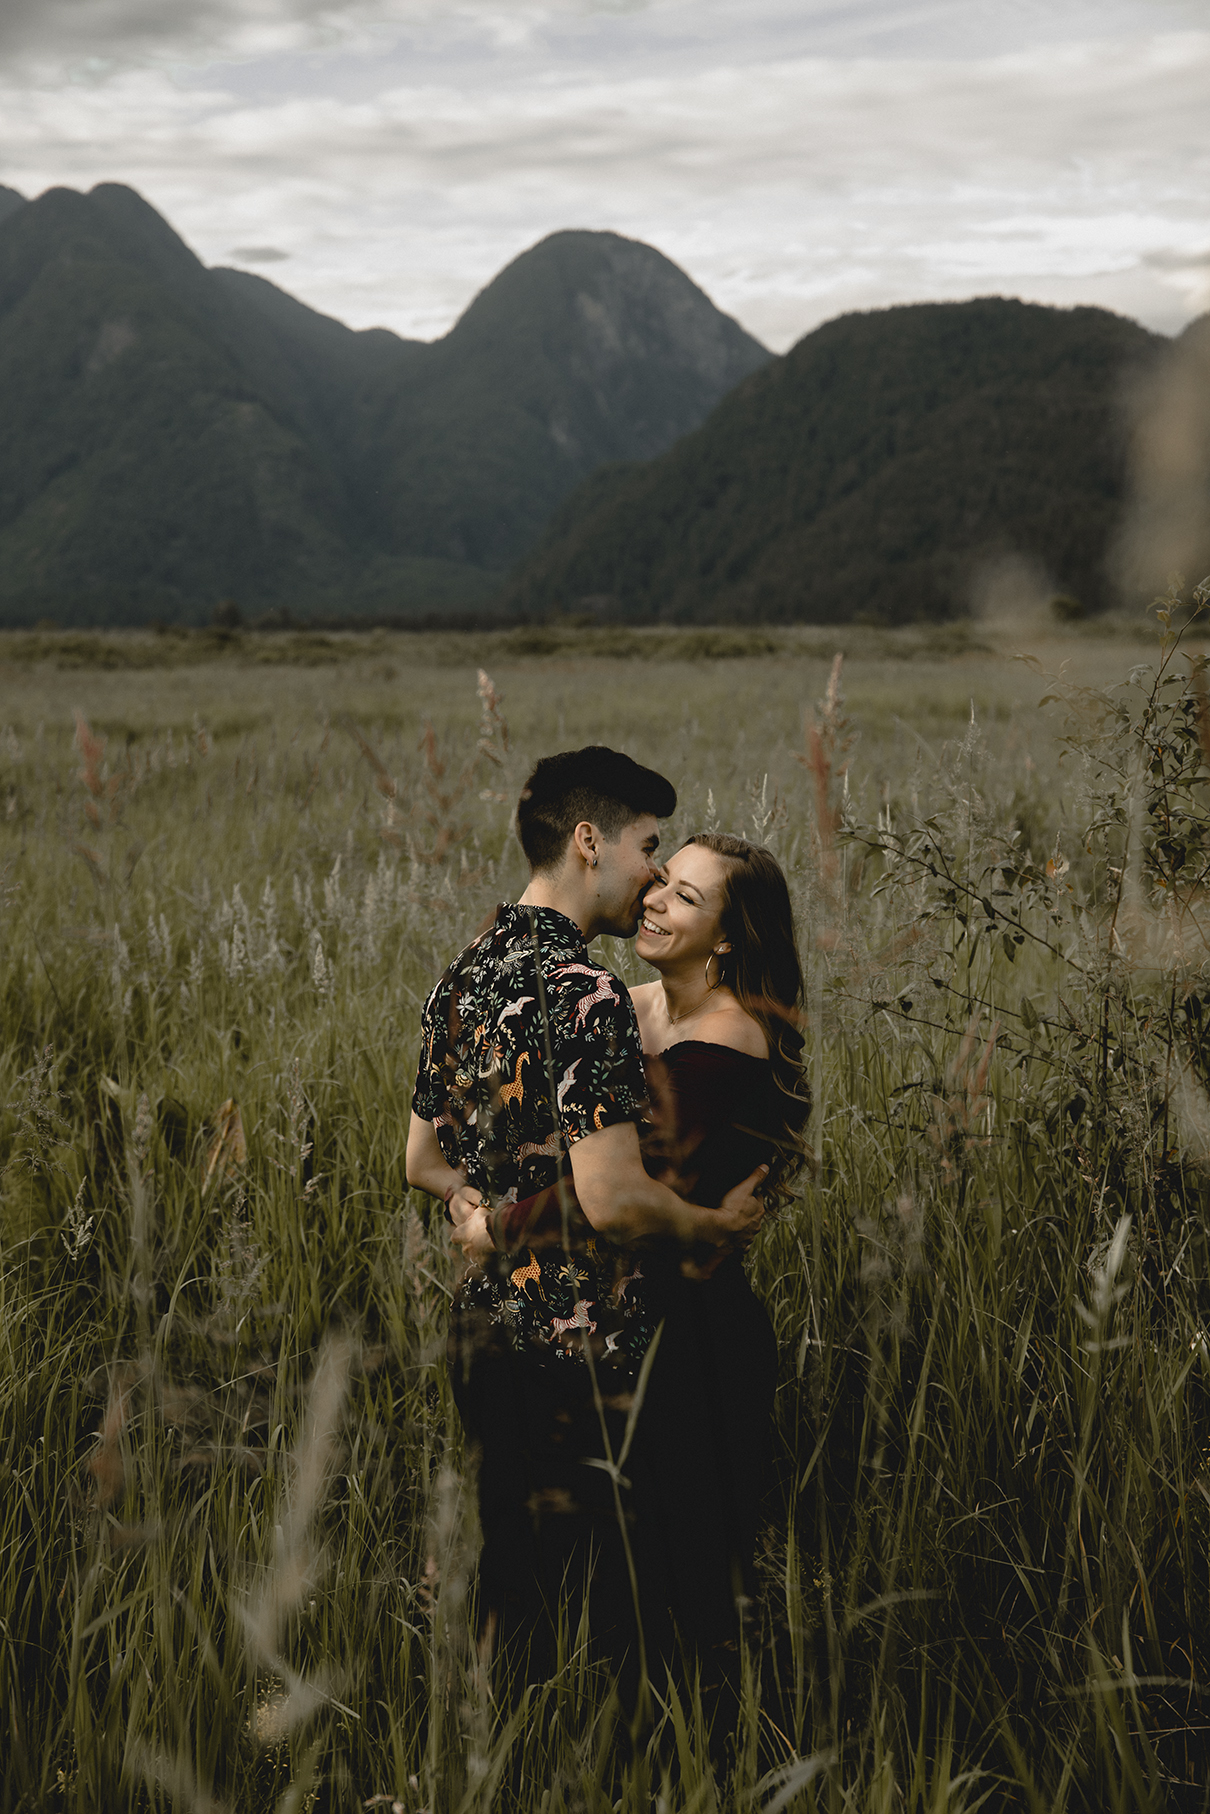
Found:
<box><xmin>405</xmin><ymin>745</ymin><xmax>766</xmax><ymax>1678</ymax></box>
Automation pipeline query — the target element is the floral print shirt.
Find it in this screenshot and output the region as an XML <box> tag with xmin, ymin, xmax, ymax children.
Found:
<box><xmin>413</xmin><ymin>902</ymin><xmax>656</xmax><ymax>1377</ymax></box>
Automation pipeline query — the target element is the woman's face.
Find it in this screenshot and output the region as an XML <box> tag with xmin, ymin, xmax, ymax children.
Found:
<box><xmin>634</xmin><ymin>843</ymin><xmax>730</xmax><ymax>972</ymax></box>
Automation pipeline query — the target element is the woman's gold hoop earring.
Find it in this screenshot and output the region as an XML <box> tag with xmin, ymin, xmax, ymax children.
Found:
<box><xmin>705</xmin><ymin>951</ymin><xmax>722</xmax><ymax>990</ymax></box>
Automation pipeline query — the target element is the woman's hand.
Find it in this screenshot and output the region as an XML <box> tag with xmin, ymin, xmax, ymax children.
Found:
<box><xmin>677</xmin><ymin>1164</ymin><xmax>769</xmax><ymax>1279</ymax></box>
<box><xmin>708</xmin><ymin>1164</ymin><xmax>769</xmax><ymax>1246</ymax></box>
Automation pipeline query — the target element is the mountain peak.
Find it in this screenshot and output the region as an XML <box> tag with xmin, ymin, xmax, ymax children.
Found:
<box><xmin>451</xmin><ymin>227</ymin><xmax>766</xmax><ymax>398</ymax></box>
<box><xmin>351</xmin><ymin>225</ymin><xmax>772</xmax><ymax>568</ymax></box>
<box><xmin>0</xmin><ymin>181</ymin><xmax>208</xmax><ymax>305</ymax></box>
<box><xmin>0</xmin><ymin>190</ymin><xmax>768</xmax><ymax>623</ymax></box>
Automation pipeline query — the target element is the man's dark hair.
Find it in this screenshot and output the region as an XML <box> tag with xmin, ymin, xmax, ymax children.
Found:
<box><xmin>517</xmin><ymin>746</ymin><xmax>677</xmax><ymax>872</ymax></box>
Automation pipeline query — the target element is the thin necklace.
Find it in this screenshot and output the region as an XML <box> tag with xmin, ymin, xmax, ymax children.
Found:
<box><xmin>665</xmin><ymin>985</ymin><xmax>717</xmax><ymax>1026</ymax></box>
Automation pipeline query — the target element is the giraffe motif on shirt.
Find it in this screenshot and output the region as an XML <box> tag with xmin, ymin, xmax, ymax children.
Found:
<box><xmin>498</xmin><ymin>1051</ymin><xmax>529</xmax><ymax>1111</ymax></box>
<box><xmin>509</xmin><ymin>1250</ymin><xmax>545</xmax><ymax>1300</ymax></box>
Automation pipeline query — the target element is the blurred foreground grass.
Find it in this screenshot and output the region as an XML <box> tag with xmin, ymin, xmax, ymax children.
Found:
<box><xmin>1</xmin><ymin>617</ymin><xmax>1208</xmax><ymax>1812</ymax></box>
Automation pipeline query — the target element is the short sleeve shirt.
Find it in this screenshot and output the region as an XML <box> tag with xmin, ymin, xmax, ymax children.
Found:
<box><xmin>413</xmin><ymin>902</ymin><xmax>656</xmax><ymax>1372</ymax></box>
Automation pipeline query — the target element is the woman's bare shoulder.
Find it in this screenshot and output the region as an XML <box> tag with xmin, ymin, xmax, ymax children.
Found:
<box><xmin>679</xmin><ymin>1003</ymin><xmax>769</xmax><ymax>1061</ymax></box>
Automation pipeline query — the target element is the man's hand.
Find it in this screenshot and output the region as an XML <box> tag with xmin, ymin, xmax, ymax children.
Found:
<box><xmin>706</xmin><ymin>1164</ymin><xmax>770</xmax><ymax>1246</ymax></box>
<box><xmin>448</xmin><ymin>1185</ymin><xmax>494</xmax><ymax>1262</ymax></box>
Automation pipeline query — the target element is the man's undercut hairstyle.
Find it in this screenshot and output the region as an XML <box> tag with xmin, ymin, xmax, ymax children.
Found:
<box><xmin>517</xmin><ymin>746</ymin><xmax>677</xmax><ymax>873</ymax></box>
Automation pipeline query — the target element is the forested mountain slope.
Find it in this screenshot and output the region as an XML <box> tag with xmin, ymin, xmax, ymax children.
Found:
<box><xmin>503</xmin><ymin>299</ymin><xmax>1164</xmax><ymax>625</ymax></box>
<box><xmin>0</xmin><ymin>186</ymin><xmax>767</xmax><ymax>624</ymax></box>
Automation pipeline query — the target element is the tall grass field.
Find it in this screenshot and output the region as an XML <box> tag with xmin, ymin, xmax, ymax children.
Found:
<box><xmin>1</xmin><ymin>613</ymin><xmax>1208</xmax><ymax>1812</ymax></box>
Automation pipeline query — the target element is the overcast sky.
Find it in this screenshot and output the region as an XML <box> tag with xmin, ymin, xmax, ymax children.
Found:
<box><xmin>2</xmin><ymin>0</ymin><xmax>1207</xmax><ymax>350</ymax></box>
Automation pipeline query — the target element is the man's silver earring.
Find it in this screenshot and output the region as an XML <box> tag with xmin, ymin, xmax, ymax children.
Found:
<box><xmin>590</xmin><ymin>855</ymin><xmax>598</xmax><ymax>868</ymax></box>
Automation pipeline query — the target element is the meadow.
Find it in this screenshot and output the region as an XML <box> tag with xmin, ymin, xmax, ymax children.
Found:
<box><xmin>1</xmin><ymin>610</ymin><xmax>1208</xmax><ymax>1812</ymax></box>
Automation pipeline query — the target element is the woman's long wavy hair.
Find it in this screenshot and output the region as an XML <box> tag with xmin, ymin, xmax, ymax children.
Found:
<box><xmin>683</xmin><ymin>832</ymin><xmax>811</xmax><ymax>1205</ymax></box>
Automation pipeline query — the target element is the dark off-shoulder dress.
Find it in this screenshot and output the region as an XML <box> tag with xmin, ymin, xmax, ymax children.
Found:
<box><xmin>626</xmin><ymin>1042</ymin><xmax>781</xmax><ymax>1674</ymax></box>
<box><xmin>472</xmin><ymin>1039</ymin><xmax>784</xmax><ymax>1692</ymax></box>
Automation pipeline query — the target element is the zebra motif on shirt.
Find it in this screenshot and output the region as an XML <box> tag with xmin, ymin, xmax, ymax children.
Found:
<box><xmin>549</xmin><ymin>1299</ymin><xmax>597</xmax><ymax>1339</ymax></box>
<box><xmin>613</xmin><ymin>1262</ymin><xmax>643</xmax><ymax>1304</ymax></box>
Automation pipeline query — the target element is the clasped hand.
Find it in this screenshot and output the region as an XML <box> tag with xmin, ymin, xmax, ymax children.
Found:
<box><xmin>447</xmin><ymin>1181</ymin><xmax>493</xmax><ymax>1261</ymax></box>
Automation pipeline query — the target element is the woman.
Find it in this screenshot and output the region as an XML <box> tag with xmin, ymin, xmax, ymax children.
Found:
<box><xmin>626</xmin><ymin>832</ymin><xmax>809</xmax><ymax>1695</ymax></box>
<box><xmin>479</xmin><ymin>833</ymin><xmax>810</xmax><ymax>1693</ymax></box>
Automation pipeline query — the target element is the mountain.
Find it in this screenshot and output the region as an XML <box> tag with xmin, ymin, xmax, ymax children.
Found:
<box><xmin>502</xmin><ymin>298</ymin><xmax>1164</xmax><ymax>626</ymax></box>
<box><xmin>349</xmin><ymin>231</ymin><xmax>771</xmax><ymax>571</ymax></box>
<box><xmin>0</xmin><ymin>188</ymin><xmax>24</xmax><ymax>227</ymax></box>
<box><xmin>0</xmin><ymin>184</ymin><xmax>412</xmax><ymax>623</ymax></box>
<box><xmin>0</xmin><ymin>186</ymin><xmax>768</xmax><ymax>626</ymax></box>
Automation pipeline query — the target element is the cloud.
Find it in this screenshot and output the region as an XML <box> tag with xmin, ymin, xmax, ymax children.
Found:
<box><xmin>1144</xmin><ymin>249</ymin><xmax>1210</xmax><ymax>272</ymax></box>
<box><xmin>229</xmin><ymin>243</ymin><xmax>291</xmax><ymax>260</ymax></box>
<box><xmin>4</xmin><ymin>0</ymin><xmax>1200</xmax><ymax>74</ymax></box>
<box><xmin>0</xmin><ymin>2</ymin><xmax>1206</xmax><ymax>349</ymax></box>
<box><xmin>0</xmin><ymin>0</ymin><xmax>590</xmax><ymax>74</ymax></box>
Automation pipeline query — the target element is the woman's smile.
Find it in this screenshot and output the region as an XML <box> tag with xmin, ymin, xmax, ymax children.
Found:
<box><xmin>635</xmin><ymin>846</ymin><xmax>730</xmax><ymax>964</ymax></box>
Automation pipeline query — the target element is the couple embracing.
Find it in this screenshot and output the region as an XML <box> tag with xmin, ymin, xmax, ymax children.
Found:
<box><xmin>406</xmin><ymin>746</ymin><xmax>809</xmax><ymax>1705</ymax></box>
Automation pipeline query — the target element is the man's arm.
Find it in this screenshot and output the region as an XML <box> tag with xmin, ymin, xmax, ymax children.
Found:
<box><xmin>445</xmin><ymin>1123</ymin><xmax>766</xmax><ymax>1262</ymax></box>
<box><xmin>569</xmin><ymin>1120</ymin><xmax>766</xmax><ymax>1246</ymax></box>
<box><xmin>405</xmin><ymin>1111</ymin><xmax>482</xmax><ymax>1219</ymax></box>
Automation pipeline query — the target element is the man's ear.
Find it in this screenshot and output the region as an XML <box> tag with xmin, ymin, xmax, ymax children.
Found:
<box><xmin>571</xmin><ymin>820</ymin><xmax>598</xmax><ymax>868</ymax></box>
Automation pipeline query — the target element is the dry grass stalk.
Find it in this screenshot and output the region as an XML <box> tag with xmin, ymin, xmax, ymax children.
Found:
<box><xmin>242</xmin><ymin>1334</ymin><xmax>355</xmax><ymax>1744</ymax></box>
<box><xmin>800</xmin><ymin>653</ymin><xmax>853</xmax><ymax>920</ymax></box>
<box><xmin>128</xmin><ymin>1742</ymin><xmax>230</xmax><ymax>1814</ymax></box>
<box><xmin>930</xmin><ymin>1013</ymin><xmax>1000</xmax><ymax>1167</ymax></box>
<box><xmin>74</xmin><ymin>709</ymin><xmax>124</xmax><ymax>827</ymax></box>
<box><xmin>476</xmin><ymin>666</ymin><xmax>510</xmax><ymax>777</ymax></box>
<box><xmin>345</xmin><ymin>723</ymin><xmax>403</xmax><ymax>845</ymax></box>
<box><xmin>203</xmin><ymin>1099</ymin><xmax>247</xmax><ymax>1195</ymax></box>
<box><xmin>89</xmin><ymin>1364</ymin><xmax>142</xmax><ymax>1508</ymax></box>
